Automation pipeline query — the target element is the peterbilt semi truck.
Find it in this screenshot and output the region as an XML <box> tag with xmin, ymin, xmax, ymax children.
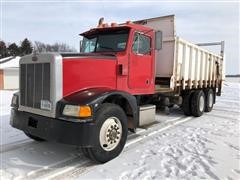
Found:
<box><xmin>10</xmin><ymin>15</ymin><xmax>224</xmax><ymax>163</ymax></box>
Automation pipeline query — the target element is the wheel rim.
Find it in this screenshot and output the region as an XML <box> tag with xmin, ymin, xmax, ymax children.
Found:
<box><xmin>99</xmin><ymin>117</ymin><xmax>122</xmax><ymax>151</ymax></box>
<box><xmin>209</xmin><ymin>93</ymin><xmax>213</xmax><ymax>108</ymax></box>
<box><xmin>199</xmin><ymin>95</ymin><xmax>205</xmax><ymax>112</ymax></box>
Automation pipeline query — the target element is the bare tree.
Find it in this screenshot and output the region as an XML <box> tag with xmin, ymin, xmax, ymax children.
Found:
<box><xmin>34</xmin><ymin>41</ymin><xmax>76</xmax><ymax>53</ymax></box>
<box><xmin>34</xmin><ymin>41</ymin><xmax>47</xmax><ymax>52</ymax></box>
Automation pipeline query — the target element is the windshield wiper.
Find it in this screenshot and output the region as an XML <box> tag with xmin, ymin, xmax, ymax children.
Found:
<box><xmin>98</xmin><ymin>46</ymin><xmax>114</xmax><ymax>51</ymax></box>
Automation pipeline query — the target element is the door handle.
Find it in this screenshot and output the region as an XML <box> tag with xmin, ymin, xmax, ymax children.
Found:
<box><xmin>118</xmin><ymin>64</ymin><xmax>127</xmax><ymax>75</ymax></box>
<box><xmin>118</xmin><ymin>64</ymin><xmax>123</xmax><ymax>75</ymax></box>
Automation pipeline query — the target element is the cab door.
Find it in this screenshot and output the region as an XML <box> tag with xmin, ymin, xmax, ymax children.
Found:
<box><xmin>128</xmin><ymin>32</ymin><xmax>154</xmax><ymax>90</ymax></box>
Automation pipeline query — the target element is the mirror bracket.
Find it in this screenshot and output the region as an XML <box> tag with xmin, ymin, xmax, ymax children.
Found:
<box><xmin>155</xmin><ymin>31</ymin><xmax>163</xmax><ymax>50</ymax></box>
<box><xmin>79</xmin><ymin>40</ymin><xmax>83</xmax><ymax>52</ymax></box>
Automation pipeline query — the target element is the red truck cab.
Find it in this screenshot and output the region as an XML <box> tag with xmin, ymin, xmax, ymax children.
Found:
<box><xmin>63</xmin><ymin>23</ymin><xmax>155</xmax><ymax>97</ymax></box>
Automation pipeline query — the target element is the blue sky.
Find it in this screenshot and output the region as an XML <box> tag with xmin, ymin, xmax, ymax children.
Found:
<box><xmin>1</xmin><ymin>1</ymin><xmax>239</xmax><ymax>74</ymax></box>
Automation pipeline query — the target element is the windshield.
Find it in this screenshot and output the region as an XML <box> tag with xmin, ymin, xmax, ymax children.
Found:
<box><xmin>81</xmin><ymin>29</ymin><xmax>129</xmax><ymax>53</ymax></box>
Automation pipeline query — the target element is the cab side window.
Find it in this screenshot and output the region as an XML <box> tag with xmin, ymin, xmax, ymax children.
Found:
<box><xmin>132</xmin><ymin>33</ymin><xmax>151</xmax><ymax>55</ymax></box>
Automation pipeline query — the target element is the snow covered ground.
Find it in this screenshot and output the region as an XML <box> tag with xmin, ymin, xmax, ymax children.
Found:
<box><xmin>0</xmin><ymin>78</ymin><xmax>239</xmax><ymax>180</ymax></box>
<box><xmin>0</xmin><ymin>90</ymin><xmax>27</xmax><ymax>146</ymax></box>
<box><xmin>78</xmin><ymin>79</ymin><xmax>240</xmax><ymax>180</ymax></box>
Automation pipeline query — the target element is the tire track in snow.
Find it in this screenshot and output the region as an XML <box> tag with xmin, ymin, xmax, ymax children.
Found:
<box><xmin>0</xmin><ymin>139</ymin><xmax>34</xmax><ymax>153</ymax></box>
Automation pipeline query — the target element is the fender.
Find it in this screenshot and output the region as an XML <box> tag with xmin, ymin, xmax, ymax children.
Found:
<box><xmin>58</xmin><ymin>88</ymin><xmax>139</xmax><ymax>128</ymax></box>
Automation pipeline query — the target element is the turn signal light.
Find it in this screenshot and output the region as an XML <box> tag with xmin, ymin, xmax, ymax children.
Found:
<box><xmin>79</xmin><ymin>106</ymin><xmax>92</xmax><ymax>118</ymax></box>
<box><xmin>63</xmin><ymin>105</ymin><xmax>92</xmax><ymax>118</ymax></box>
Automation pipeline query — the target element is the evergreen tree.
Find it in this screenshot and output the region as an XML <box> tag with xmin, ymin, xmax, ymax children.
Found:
<box><xmin>20</xmin><ymin>38</ymin><xmax>32</xmax><ymax>55</ymax></box>
<box><xmin>8</xmin><ymin>43</ymin><xmax>20</xmax><ymax>56</ymax></box>
<box><xmin>0</xmin><ymin>40</ymin><xmax>7</xmax><ymax>58</ymax></box>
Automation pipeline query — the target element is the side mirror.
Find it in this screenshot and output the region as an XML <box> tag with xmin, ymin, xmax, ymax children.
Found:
<box><xmin>155</xmin><ymin>31</ymin><xmax>163</xmax><ymax>50</ymax></box>
<box><xmin>79</xmin><ymin>40</ymin><xmax>83</xmax><ymax>52</ymax></box>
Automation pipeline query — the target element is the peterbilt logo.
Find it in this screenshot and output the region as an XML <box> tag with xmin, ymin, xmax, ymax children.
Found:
<box><xmin>32</xmin><ymin>56</ymin><xmax>38</xmax><ymax>61</ymax></box>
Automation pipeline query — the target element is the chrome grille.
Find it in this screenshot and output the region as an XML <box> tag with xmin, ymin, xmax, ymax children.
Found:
<box><xmin>20</xmin><ymin>63</ymin><xmax>51</xmax><ymax>109</ymax></box>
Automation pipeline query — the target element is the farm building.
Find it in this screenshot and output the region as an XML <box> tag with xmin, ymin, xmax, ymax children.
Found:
<box><xmin>0</xmin><ymin>57</ymin><xmax>20</xmax><ymax>90</ymax></box>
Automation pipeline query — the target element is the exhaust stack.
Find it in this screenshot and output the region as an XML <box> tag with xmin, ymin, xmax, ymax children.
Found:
<box><xmin>98</xmin><ymin>17</ymin><xmax>104</xmax><ymax>28</ymax></box>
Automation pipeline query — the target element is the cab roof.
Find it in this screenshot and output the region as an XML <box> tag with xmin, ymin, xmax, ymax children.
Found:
<box><xmin>80</xmin><ymin>23</ymin><xmax>153</xmax><ymax>37</ymax></box>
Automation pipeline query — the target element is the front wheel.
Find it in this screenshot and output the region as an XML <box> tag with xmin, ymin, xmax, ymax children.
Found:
<box><xmin>86</xmin><ymin>103</ymin><xmax>128</xmax><ymax>163</ymax></box>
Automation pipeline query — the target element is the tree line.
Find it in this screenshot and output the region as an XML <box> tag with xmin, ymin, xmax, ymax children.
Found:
<box><xmin>0</xmin><ymin>38</ymin><xmax>32</xmax><ymax>58</ymax></box>
<box><xmin>0</xmin><ymin>38</ymin><xmax>76</xmax><ymax>59</ymax></box>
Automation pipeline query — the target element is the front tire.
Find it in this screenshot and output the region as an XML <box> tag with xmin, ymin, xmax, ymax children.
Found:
<box><xmin>191</xmin><ymin>90</ymin><xmax>205</xmax><ymax>117</ymax></box>
<box><xmin>86</xmin><ymin>103</ymin><xmax>128</xmax><ymax>163</ymax></box>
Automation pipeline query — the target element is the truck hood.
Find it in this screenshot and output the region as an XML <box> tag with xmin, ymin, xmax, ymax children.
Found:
<box><xmin>62</xmin><ymin>54</ymin><xmax>117</xmax><ymax>96</ymax></box>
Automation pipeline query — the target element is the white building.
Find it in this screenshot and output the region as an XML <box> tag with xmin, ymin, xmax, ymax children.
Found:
<box><xmin>0</xmin><ymin>57</ymin><xmax>20</xmax><ymax>90</ymax></box>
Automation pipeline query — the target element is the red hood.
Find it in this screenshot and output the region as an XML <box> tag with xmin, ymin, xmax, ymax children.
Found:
<box><xmin>62</xmin><ymin>55</ymin><xmax>117</xmax><ymax>97</ymax></box>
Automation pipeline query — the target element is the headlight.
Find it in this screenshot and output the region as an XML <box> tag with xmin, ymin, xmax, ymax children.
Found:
<box><xmin>11</xmin><ymin>94</ymin><xmax>18</xmax><ymax>107</ymax></box>
<box><xmin>63</xmin><ymin>105</ymin><xmax>92</xmax><ymax>118</ymax></box>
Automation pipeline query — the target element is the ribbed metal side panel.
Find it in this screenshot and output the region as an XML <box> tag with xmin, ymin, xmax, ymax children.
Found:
<box><xmin>20</xmin><ymin>63</ymin><xmax>50</xmax><ymax>109</ymax></box>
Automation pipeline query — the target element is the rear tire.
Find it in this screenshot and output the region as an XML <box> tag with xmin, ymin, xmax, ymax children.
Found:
<box><xmin>24</xmin><ymin>132</ymin><xmax>45</xmax><ymax>141</ymax></box>
<box><xmin>205</xmin><ymin>89</ymin><xmax>214</xmax><ymax>112</ymax></box>
<box><xmin>86</xmin><ymin>103</ymin><xmax>128</xmax><ymax>163</ymax></box>
<box><xmin>191</xmin><ymin>90</ymin><xmax>205</xmax><ymax>117</ymax></box>
<box><xmin>182</xmin><ymin>92</ymin><xmax>192</xmax><ymax>116</ymax></box>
